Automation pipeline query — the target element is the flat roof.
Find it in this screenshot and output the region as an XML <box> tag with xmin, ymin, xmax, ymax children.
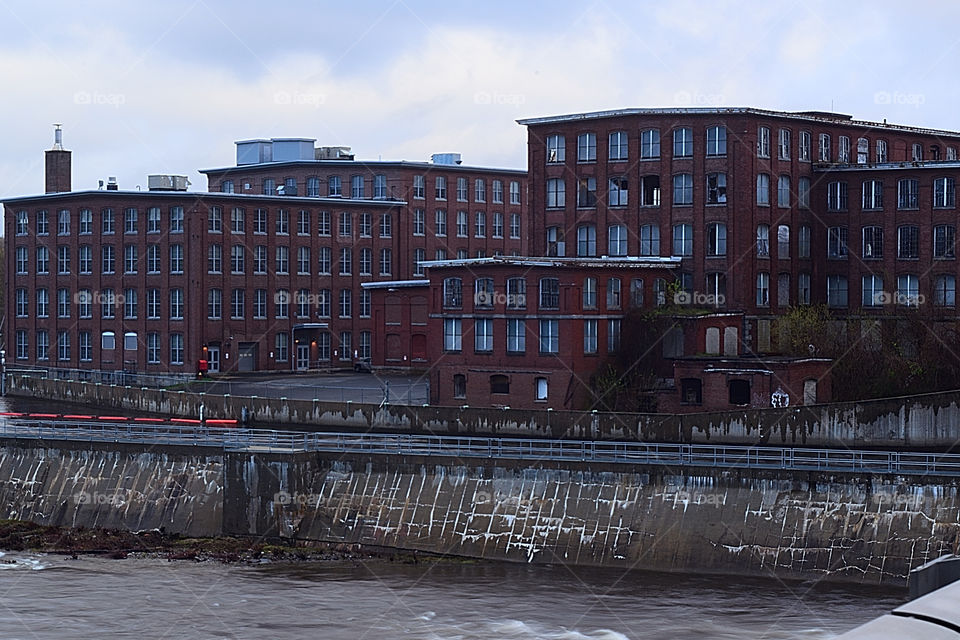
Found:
<box><xmin>516</xmin><ymin>107</ymin><xmax>960</xmax><ymax>139</ymax></box>
<box><xmin>199</xmin><ymin>159</ymin><xmax>527</xmax><ymax>176</ymax></box>
<box><xmin>2</xmin><ymin>190</ymin><xmax>406</xmax><ymax>207</ymax></box>
<box><xmin>422</xmin><ymin>256</ymin><xmax>682</xmax><ymax>269</ymax></box>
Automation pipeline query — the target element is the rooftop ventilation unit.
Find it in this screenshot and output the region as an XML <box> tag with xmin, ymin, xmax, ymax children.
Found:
<box><xmin>148</xmin><ymin>174</ymin><xmax>190</xmax><ymax>191</ymax></box>
<box><xmin>431</xmin><ymin>153</ymin><xmax>462</xmax><ymax>165</ymax></box>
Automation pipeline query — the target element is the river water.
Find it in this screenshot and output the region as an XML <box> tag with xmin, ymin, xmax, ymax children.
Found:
<box><xmin>0</xmin><ymin>552</ymin><xmax>903</xmax><ymax>639</ymax></box>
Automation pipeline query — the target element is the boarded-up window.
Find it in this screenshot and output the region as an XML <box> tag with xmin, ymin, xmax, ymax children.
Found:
<box><xmin>410</xmin><ymin>295</ymin><xmax>428</xmax><ymax>325</ymax></box>
<box><xmin>385</xmin><ymin>295</ymin><xmax>402</xmax><ymax>325</ymax></box>
<box><xmin>705</xmin><ymin>327</ymin><xmax>720</xmax><ymax>355</ymax></box>
<box><xmin>386</xmin><ymin>333</ymin><xmax>402</xmax><ymax>360</ymax></box>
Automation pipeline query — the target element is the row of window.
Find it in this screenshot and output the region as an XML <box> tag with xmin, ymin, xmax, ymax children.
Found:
<box><xmin>442</xmin><ymin>276</ymin><xmax>656</xmax><ymax>311</ymax></box>
<box><xmin>411</xmin><ymin>209</ymin><xmax>521</xmax><ymax>239</ymax></box>
<box><xmin>826</xmin><ymin>225</ymin><xmax>956</xmax><ymax>260</ymax></box>
<box><xmin>442</xmin><ymin>317</ymin><xmax>621</xmax><ymax>355</ymax></box>
<box><xmin>15</xmin><ymin>287</ymin><xmax>375</xmax><ymax>321</ymax></box>
<box><xmin>827</xmin><ymin>177</ymin><xmax>955</xmax><ymax>211</ymax></box>
<box><xmin>15</xmin><ymin>207</ymin><xmax>185</xmax><ymax>237</ymax></box>
<box><xmin>451</xmin><ymin>374</ymin><xmax>549</xmax><ymax>401</ymax></box>
<box><xmin>548</xmin><ymin>126</ymin><xmax>953</xmax><ymax>165</ymax></box>
<box><xmin>13</xmin><ymin>329</ymin><xmax>183</xmax><ymax>364</ymax></box>
<box><xmin>547</xmin><ymin>127</ymin><xmax>728</xmax><ymax>163</ymax></box>
<box><xmin>824</xmin><ymin>274</ymin><xmax>956</xmax><ymax>308</ymax></box>
<box><xmin>222</xmin><ymin>175</ymin><xmax>523</xmax><ymax>205</ymax></box>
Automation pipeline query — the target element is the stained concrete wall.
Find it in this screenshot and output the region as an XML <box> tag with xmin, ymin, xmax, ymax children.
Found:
<box><xmin>10</xmin><ymin>375</ymin><xmax>960</xmax><ymax>449</ymax></box>
<box><xmin>2</xmin><ymin>436</ymin><xmax>958</xmax><ymax>584</ymax></box>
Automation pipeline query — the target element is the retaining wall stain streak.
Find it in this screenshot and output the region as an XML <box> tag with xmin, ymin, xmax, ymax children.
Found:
<box><xmin>3</xmin><ymin>437</ymin><xmax>958</xmax><ymax>584</ymax></box>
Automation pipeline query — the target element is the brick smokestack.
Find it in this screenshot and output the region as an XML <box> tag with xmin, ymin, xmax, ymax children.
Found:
<box><xmin>44</xmin><ymin>124</ymin><xmax>71</xmax><ymax>193</ymax></box>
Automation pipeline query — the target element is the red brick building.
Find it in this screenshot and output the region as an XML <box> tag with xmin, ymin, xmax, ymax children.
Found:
<box><xmin>4</xmin><ymin>135</ymin><xmax>526</xmax><ymax>375</ymax></box>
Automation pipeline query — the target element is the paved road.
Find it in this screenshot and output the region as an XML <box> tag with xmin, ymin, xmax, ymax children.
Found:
<box><xmin>183</xmin><ymin>372</ymin><xmax>430</xmax><ymax>405</ymax></box>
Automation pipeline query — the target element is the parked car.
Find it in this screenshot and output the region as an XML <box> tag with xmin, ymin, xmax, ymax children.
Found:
<box><xmin>353</xmin><ymin>357</ymin><xmax>372</xmax><ymax>373</ymax></box>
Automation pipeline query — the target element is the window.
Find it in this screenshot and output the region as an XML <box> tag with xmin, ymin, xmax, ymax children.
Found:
<box><xmin>456</xmin><ymin>177</ymin><xmax>468</xmax><ymax>201</ymax></box>
<box><xmin>36</xmin><ymin>288</ymin><xmax>49</xmax><ymax>318</ymax></box>
<box><xmin>16</xmin><ymin>246</ymin><xmax>28</xmax><ymax>274</ymax></box>
<box><xmin>101</xmin><ymin>331</ymin><xmax>115</xmax><ymax>351</ymax></box>
<box><xmin>778</xmin><ymin>128</ymin><xmax>791</xmax><ymax>160</ymax></box>
<box><xmin>208</xmin><ymin>288</ymin><xmax>222</xmax><ymax>319</ymax></box>
<box><xmin>338</xmin><ymin>211</ymin><xmax>352</xmax><ymax>237</ymax></box>
<box><xmin>80</xmin><ymin>332</ymin><xmax>93</xmax><ymax>362</ymax></box>
<box><xmin>583</xmin><ymin>318</ymin><xmax>598</xmax><ymax>354</ymax></box>
<box><xmin>208</xmin><ymin>244</ymin><xmax>222</xmax><ymax>273</ymax></box>
<box><xmin>539</xmin><ymin>278</ymin><xmax>560</xmax><ymax>309</ymax></box>
<box><xmin>506</xmin><ymin>318</ymin><xmax>525</xmax><ymax>354</ymax></box>
<box><xmin>510</xmin><ymin>212</ymin><xmax>521</xmax><ymax>239</ymax></box>
<box><xmin>609</xmin><ymin>131</ymin><xmax>628</xmax><ymax>161</ymax></box>
<box><xmin>862</xmin><ymin>180</ymin><xmax>883</xmax><ymax>210</ymax></box>
<box><xmin>935</xmin><ymin>275</ymin><xmax>956</xmax><ymax>307</ymax></box>
<box><xmin>757</xmin><ymin>126</ymin><xmax>770</xmax><ymax>157</ymax></box>
<box><xmin>169</xmin><ymin>206</ymin><xmax>184</xmax><ymax>233</ymax></box>
<box><xmin>297</xmin><ymin>209</ymin><xmax>310</xmax><ymax>235</ymax></box>
<box><xmin>673</xmin><ymin>174</ymin><xmax>693</xmax><ymax>205</ymax></box>
<box><xmin>547</xmin><ymin>178</ymin><xmax>565</xmax><ymax>208</ymax></box>
<box><xmin>169</xmin><ymin>288</ymin><xmax>184</xmax><ymax>319</ymax></box>
<box><xmin>351</xmin><ymin>175</ymin><xmax>364</xmax><ymax>199</ymax></box>
<box><xmin>838</xmin><ymin>135</ymin><xmax>850</xmax><ymax>163</ymax></box>
<box><xmin>639</xmin><ymin>224</ymin><xmax>660</xmax><ymax>256</ymax></box>
<box><xmin>673</xmin><ymin>223</ymin><xmax>693</xmax><ymax>256</ymax></box>
<box><xmin>58</xmin><ymin>209</ymin><xmax>70</xmax><ymax>235</ymax></box>
<box><xmin>474</xmin><ymin>278</ymin><xmax>495</xmax><ymax>309</ymax></box>
<box><xmin>379</xmin><ymin>248</ymin><xmax>392</xmax><ymax>276</ymax></box>
<box><xmin>863</xmin><ymin>226</ymin><xmax>884</xmax><ymax>259</ymax></box>
<box><xmin>410</xmin><ymin>209</ymin><xmax>425</xmax><ymax>236</ymax></box>
<box><xmin>546</xmin><ymin>134</ymin><xmax>565</xmax><ymax>163</ymax></box>
<box><xmin>674</xmin><ymin>127</ymin><xmax>693</xmax><ymax>157</ymax></box>
<box><xmin>935</xmin><ymin>177</ymin><xmax>956</xmax><ymax>208</ymax></box>
<box><xmin>79</xmin><ymin>209</ymin><xmax>92</xmax><ymax>234</ymax></box>
<box><xmin>546</xmin><ymin>226</ymin><xmax>562</xmax><ymax>257</ymax></box>
<box><xmin>474</xmin><ymin>318</ymin><xmax>493</xmax><ymax>353</ymax></box>
<box><xmin>898</xmin><ymin>225</ymin><xmax>919</xmax><ymax>259</ymax></box>
<box><xmin>272</xmin><ymin>209</ymin><xmax>288</xmax><ymax>235</ymax></box>
<box><xmin>897</xmin><ymin>274</ymin><xmax>920</xmax><ymax>306</ymax></box>
<box><xmin>507</xmin><ymin>278</ymin><xmax>526</xmax><ymax>309</ymax></box>
<box><xmin>232</xmin><ymin>244</ymin><xmax>247</xmax><ymax>273</ymax></box>
<box><xmin>706</xmin><ymin>125</ymin><xmax>726</xmax><ymax>156</ymax></box>
<box><xmin>37</xmin><ymin>209</ymin><xmax>49</xmax><ymax>235</ymax></box>
<box><xmin>249</xmin><ymin>245</ymin><xmax>266</xmax><ymax>274</ymax></box>
<box><xmin>607</xmin><ymin>319</ymin><xmax>621</xmax><ymax>352</ymax></box>
<box><xmin>706</xmin><ymin>223</ymin><xmax>726</xmax><ymax>256</ymax></box>
<box><xmin>639</xmin><ymin>175</ymin><xmax>660</xmax><ymax>207</ymax></box>
<box><xmin>57</xmin><ymin>245</ymin><xmax>70</xmax><ymax>274</ymax></box>
<box><xmin>98</xmin><ymin>288</ymin><xmax>112</xmax><ymax>319</ymax></box>
<box><xmin>606</xmin><ymin>278</ymin><xmax>621</xmax><ymax>309</ymax></box>
<box><xmin>862</xmin><ymin>275</ymin><xmax>884</xmax><ymax>307</ymax></box>
<box><xmin>413</xmin><ymin>248</ymin><xmax>425</xmax><ymax>276</ymax></box>
<box><xmin>146</xmin><ymin>289</ymin><xmax>159</xmax><ymax>319</ymax></box>
<box><xmin>475</xmin><ymin>178</ymin><xmax>486</xmax><ymax>202</ymax></box>
<box><xmin>777</xmin><ymin>225</ymin><xmax>790</xmax><ymax>258</ymax></box>
<box><xmin>124</xmin><ymin>245</ymin><xmax>137</xmax><ymax>273</ymax></box>
<box><xmin>827</xmin><ymin>275</ymin><xmax>848</xmax><ymax>307</ymax></box>
<box><xmin>757</xmin><ymin>224</ymin><xmax>770</xmax><ymax>257</ymax></box>
<box><xmin>608</xmin><ymin>176</ymin><xmax>628</xmax><ymax>206</ymax></box>
<box><xmin>275</xmin><ymin>333</ymin><xmax>288</xmax><ymax>362</ymax></box>
<box><xmin>935</xmin><ymin>225</ymin><xmax>956</xmax><ymax>259</ymax></box>
<box><xmin>640</xmin><ymin>129</ymin><xmax>659</xmax><ymax>158</ymax></box>
<box><xmin>16</xmin><ymin>210</ymin><xmax>27</xmax><ymax>235</ymax></box>
<box><xmin>101</xmin><ymin>208</ymin><xmax>114</xmax><ymax>234</ymax></box>
<box><xmin>100</xmin><ymin>245</ymin><xmax>114</xmax><ymax>273</ymax></box>
<box><xmin>231</xmin><ymin>289</ymin><xmax>245</xmax><ymax>319</ymax></box>
<box><xmin>608</xmin><ymin>224</ymin><xmax>627</xmax><ymax>256</ymax></box>
<box><xmin>435</xmin><ymin>176</ymin><xmax>447</xmax><ymax>199</ymax></box>
<box><xmin>898</xmin><ymin>179</ymin><xmax>919</xmax><ymax>209</ymax></box>
<box><xmin>489</xmin><ymin>374</ymin><xmax>509</xmax><ymax>395</ymax></box>
<box><xmin>374</xmin><ymin>174</ymin><xmax>387</xmax><ymax>199</ymax></box>
<box><xmin>510</xmin><ymin>181</ymin><xmax>521</xmax><ymax>205</ymax></box>
<box><xmin>475</xmin><ymin>211</ymin><xmax>486</xmax><ymax>237</ymax></box>
<box><xmin>456</xmin><ymin>210</ymin><xmax>468</xmax><ymax>237</ymax></box>
<box><xmin>756</xmin><ymin>272</ymin><xmax>769</xmax><ymax>307</ymax></box>
<box><xmin>756</xmin><ymin>174</ymin><xmax>770</xmax><ymax>205</ymax></box>
<box><xmin>328</xmin><ymin>175</ymin><xmax>342</xmax><ymax>197</ymax></box>
<box><xmin>819</xmin><ymin>133</ymin><xmax>831</xmax><ymax>162</ymax></box>
<box><xmin>443</xmin><ymin>277</ymin><xmax>462</xmax><ymax>308</ymax></box>
<box><xmin>876</xmin><ymin>139</ymin><xmax>888</xmax><ymax>163</ymax></box>
<box><xmin>15</xmin><ymin>289</ymin><xmax>27</xmax><ymax>317</ymax></box>
<box><xmin>36</xmin><ymin>330</ymin><xmax>49</xmax><ymax>361</ymax></box>
<box><xmin>857</xmin><ymin>137</ymin><xmax>869</xmax><ymax>164</ymax></box>
<box><xmin>777</xmin><ymin>175</ymin><xmax>790</xmax><ymax>207</ymax></box>
<box><xmin>443</xmin><ymin>318</ymin><xmax>462</xmax><ymax>352</ymax></box>
<box><xmin>263</xmin><ymin>178</ymin><xmax>276</xmax><ymax>196</ymax></box>
<box><xmin>912</xmin><ymin>143</ymin><xmax>923</xmax><ymax>162</ymax></box>
<box><xmin>582</xmin><ymin>277</ymin><xmax>597</xmax><ymax>309</ymax></box>
<box><xmin>828</xmin><ymin>226</ymin><xmax>848</xmax><ymax>259</ymax></box>
<box><xmin>577</xmin><ymin>177</ymin><xmax>597</xmax><ymax>207</ymax></box>
<box><xmin>827</xmin><ymin>181</ymin><xmax>848</xmax><ymax>211</ymax></box>
<box><xmin>208</xmin><ymin>207</ymin><xmax>222</xmax><ymax>232</ymax></box>
<box><xmin>338</xmin><ymin>247</ymin><xmax>351</xmax><ymax>275</ymax></box>
<box><xmin>123</xmin><ymin>289</ymin><xmax>137</xmax><ymax>319</ymax></box>
<box><xmin>305</xmin><ymin>176</ymin><xmax>321</xmax><ymax>197</ymax></box>
<box><xmin>379</xmin><ymin>213</ymin><xmax>392</xmax><ymax>238</ymax></box>
<box><xmin>706</xmin><ymin>173</ymin><xmax>726</xmax><ymax>204</ymax></box>
<box><xmin>539</xmin><ymin>319</ymin><xmax>559</xmax><ymax>354</ymax></box>
<box><xmin>798</xmin><ymin>177</ymin><xmax>811</xmax><ymax>208</ymax></box>
<box><xmin>798</xmin><ymin>273</ymin><xmax>811</xmax><ymax>305</ymax></box>
<box><xmin>492</xmin><ymin>212</ymin><xmax>503</xmax><ymax>238</ymax></box>
<box><xmin>577</xmin><ymin>224</ymin><xmax>596</xmax><ymax>256</ymax></box>
<box><xmin>15</xmin><ymin>330</ymin><xmax>28</xmax><ymax>360</ymax></box>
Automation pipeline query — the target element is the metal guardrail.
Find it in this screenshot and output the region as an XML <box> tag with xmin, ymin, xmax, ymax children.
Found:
<box><xmin>2</xmin><ymin>419</ymin><xmax>960</xmax><ymax>476</ymax></box>
<box><xmin>9</xmin><ymin>366</ymin><xmax>192</xmax><ymax>389</ymax></box>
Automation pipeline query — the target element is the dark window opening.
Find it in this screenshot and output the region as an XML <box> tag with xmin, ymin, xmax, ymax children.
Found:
<box><xmin>490</xmin><ymin>374</ymin><xmax>510</xmax><ymax>395</ymax></box>
<box><xmin>680</xmin><ymin>378</ymin><xmax>702</xmax><ymax>405</ymax></box>
<box><xmin>453</xmin><ymin>374</ymin><xmax>466</xmax><ymax>399</ymax></box>
<box><xmin>729</xmin><ymin>379</ymin><xmax>751</xmax><ymax>405</ymax></box>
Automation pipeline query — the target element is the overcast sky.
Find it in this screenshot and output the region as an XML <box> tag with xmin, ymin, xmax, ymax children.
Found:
<box><xmin>2</xmin><ymin>0</ymin><xmax>959</xmax><ymax>209</ymax></box>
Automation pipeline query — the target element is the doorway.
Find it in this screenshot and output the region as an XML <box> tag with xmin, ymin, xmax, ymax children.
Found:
<box><xmin>207</xmin><ymin>346</ymin><xmax>220</xmax><ymax>373</ymax></box>
<box><xmin>296</xmin><ymin>344</ymin><xmax>310</xmax><ymax>371</ymax></box>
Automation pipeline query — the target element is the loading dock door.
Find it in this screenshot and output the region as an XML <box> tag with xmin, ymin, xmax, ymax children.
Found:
<box><xmin>238</xmin><ymin>343</ymin><xmax>257</xmax><ymax>372</ymax></box>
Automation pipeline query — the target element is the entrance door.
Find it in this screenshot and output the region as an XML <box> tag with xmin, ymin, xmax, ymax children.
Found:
<box><xmin>207</xmin><ymin>346</ymin><xmax>220</xmax><ymax>373</ymax></box>
<box><xmin>237</xmin><ymin>343</ymin><xmax>257</xmax><ymax>372</ymax></box>
<box><xmin>296</xmin><ymin>344</ymin><xmax>310</xmax><ymax>371</ymax></box>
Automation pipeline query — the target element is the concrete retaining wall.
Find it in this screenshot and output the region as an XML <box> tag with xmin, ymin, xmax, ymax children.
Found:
<box><xmin>2</xmin><ymin>436</ymin><xmax>959</xmax><ymax>584</ymax></box>
<box><xmin>10</xmin><ymin>375</ymin><xmax>960</xmax><ymax>449</ymax></box>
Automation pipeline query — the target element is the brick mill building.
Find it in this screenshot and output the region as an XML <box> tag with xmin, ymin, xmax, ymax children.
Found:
<box><xmin>7</xmin><ymin>107</ymin><xmax>960</xmax><ymax>411</ymax></box>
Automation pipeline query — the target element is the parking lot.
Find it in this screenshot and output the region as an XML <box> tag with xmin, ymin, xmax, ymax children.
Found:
<box><xmin>183</xmin><ymin>371</ymin><xmax>429</xmax><ymax>405</ymax></box>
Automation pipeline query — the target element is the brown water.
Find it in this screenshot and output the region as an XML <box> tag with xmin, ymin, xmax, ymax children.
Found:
<box><xmin>0</xmin><ymin>552</ymin><xmax>903</xmax><ymax>639</ymax></box>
